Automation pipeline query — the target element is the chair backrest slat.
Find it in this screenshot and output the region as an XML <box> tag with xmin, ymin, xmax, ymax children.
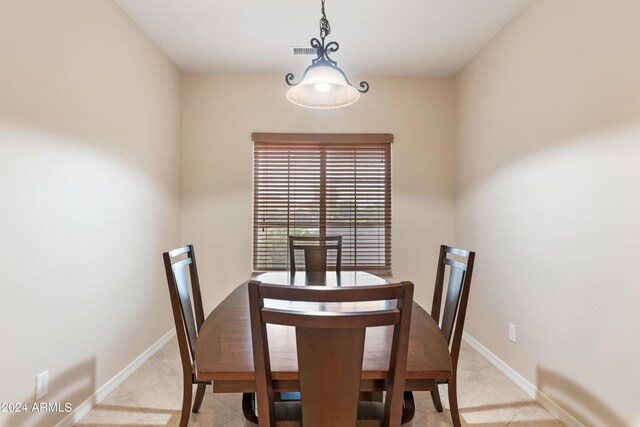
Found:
<box><xmin>162</xmin><ymin>244</ymin><xmax>206</xmax><ymax>374</ymax></box>
<box><xmin>167</xmin><ymin>245</ymin><xmax>191</xmax><ymax>258</ymax></box>
<box><xmin>440</xmin><ymin>265</ymin><xmax>465</xmax><ymax>344</ymax></box>
<box><xmin>445</xmin><ymin>246</ymin><xmax>470</xmax><ymax>257</ymax></box>
<box><xmin>261</xmin><ymin>308</ymin><xmax>401</xmax><ymax>329</ymax></box>
<box><xmin>297</xmin><ymin>326</ymin><xmax>366</xmax><ymax>427</ymax></box>
<box><xmin>443</xmin><ymin>257</ymin><xmax>467</xmax><ymax>272</ymax></box>
<box><xmin>172</xmin><ymin>262</ymin><xmax>199</xmax><ymax>357</ymax></box>
<box><xmin>258</xmin><ymin>282</ymin><xmax>403</xmax><ymax>302</ymax></box>
<box><xmin>249</xmin><ymin>280</ymin><xmax>414</xmax><ymax>427</ymax></box>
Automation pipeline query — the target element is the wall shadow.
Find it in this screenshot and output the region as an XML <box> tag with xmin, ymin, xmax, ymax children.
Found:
<box><xmin>3</xmin><ymin>357</ymin><xmax>96</xmax><ymax>427</ymax></box>
<box><xmin>536</xmin><ymin>366</ymin><xmax>627</xmax><ymax>427</ymax></box>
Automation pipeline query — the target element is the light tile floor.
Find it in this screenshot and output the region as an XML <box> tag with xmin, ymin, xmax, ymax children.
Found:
<box><xmin>77</xmin><ymin>338</ymin><xmax>563</xmax><ymax>426</ymax></box>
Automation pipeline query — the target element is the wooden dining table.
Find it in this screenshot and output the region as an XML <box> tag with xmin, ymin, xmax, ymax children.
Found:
<box><xmin>195</xmin><ymin>271</ymin><xmax>452</xmax><ymax>393</ymax></box>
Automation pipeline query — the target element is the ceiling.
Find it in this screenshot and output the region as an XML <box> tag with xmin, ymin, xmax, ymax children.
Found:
<box><xmin>115</xmin><ymin>0</ymin><xmax>530</xmax><ymax>77</ymax></box>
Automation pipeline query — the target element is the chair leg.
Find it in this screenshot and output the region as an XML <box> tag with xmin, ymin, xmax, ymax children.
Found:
<box><xmin>430</xmin><ymin>384</ymin><xmax>443</xmax><ymax>412</ymax></box>
<box><xmin>192</xmin><ymin>383</ymin><xmax>207</xmax><ymax>413</ymax></box>
<box><xmin>242</xmin><ymin>393</ymin><xmax>259</xmax><ymax>426</ymax></box>
<box><xmin>179</xmin><ymin>379</ymin><xmax>193</xmax><ymax>427</ymax></box>
<box><xmin>401</xmin><ymin>391</ymin><xmax>415</xmax><ymax>426</ymax></box>
<box><xmin>448</xmin><ymin>378</ymin><xmax>461</xmax><ymax>427</ymax></box>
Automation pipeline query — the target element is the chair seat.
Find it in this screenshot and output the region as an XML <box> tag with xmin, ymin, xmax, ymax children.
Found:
<box><xmin>243</xmin><ymin>400</ymin><xmax>412</xmax><ymax>427</ymax></box>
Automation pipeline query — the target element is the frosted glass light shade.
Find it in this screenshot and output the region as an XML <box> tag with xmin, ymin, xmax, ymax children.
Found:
<box><xmin>286</xmin><ymin>65</ymin><xmax>360</xmax><ymax>109</ymax></box>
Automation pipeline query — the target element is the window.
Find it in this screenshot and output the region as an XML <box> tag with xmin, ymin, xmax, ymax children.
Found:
<box><xmin>252</xmin><ymin>133</ymin><xmax>392</xmax><ymax>274</ymax></box>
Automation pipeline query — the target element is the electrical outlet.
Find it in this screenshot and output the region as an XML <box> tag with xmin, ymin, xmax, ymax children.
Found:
<box><xmin>35</xmin><ymin>371</ymin><xmax>48</xmax><ymax>400</ymax></box>
<box><xmin>508</xmin><ymin>323</ymin><xmax>517</xmax><ymax>343</ymax></box>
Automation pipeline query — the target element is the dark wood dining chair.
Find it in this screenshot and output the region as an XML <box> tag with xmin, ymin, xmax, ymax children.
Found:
<box><xmin>162</xmin><ymin>245</ymin><xmax>209</xmax><ymax>427</ymax></box>
<box><xmin>244</xmin><ymin>280</ymin><xmax>416</xmax><ymax>427</ymax></box>
<box><xmin>426</xmin><ymin>245</ymin><xmax>476</xmax><ymax>427</ymax></box>
<box><xmin>163</xmin><ymin>245</ymin><xmax>253</xmax><ymax>427</ymax></box>
<box><xmin>288</xmin><ymin>235</ymin><xmax>342</xmax><ymax>273</ymax></box>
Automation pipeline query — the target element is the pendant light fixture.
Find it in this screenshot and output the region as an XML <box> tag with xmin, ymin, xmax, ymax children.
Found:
<box><xmin>285</xmin><ymin>0</ymin><xmax>369</xmax><ymax>109</ymax></box>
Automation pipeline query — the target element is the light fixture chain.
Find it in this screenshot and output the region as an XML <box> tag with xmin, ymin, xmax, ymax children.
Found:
<box><xmin>320</xmin><ymin>0</ymin><xmax>331</xmax><ymax>42</ymax></box>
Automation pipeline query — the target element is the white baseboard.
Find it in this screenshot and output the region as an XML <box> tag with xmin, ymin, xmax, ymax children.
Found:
<box><xmin>55</xmin><ymin>329</ymin><xmax>176</xmax><ymax>427</ymax></box>
<box><xmin>462</xmin><ymin>332</ymin><xmax>584</xmax><ymax>427</ymax></box>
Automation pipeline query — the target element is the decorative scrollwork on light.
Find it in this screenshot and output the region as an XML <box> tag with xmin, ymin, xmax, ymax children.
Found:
<box><xmin>324</xmin><ymin>41</ymin><xmax>339</xmax><ymax>67</ymax></box>
<box><xmin>310</xmin><ymin>38</ymin><xmax>324</xmax><ymax>64</ymax></box>
<box><xmin>325</xmin><ymin>41</ymin><xmax>339</xmax><ymax>53</ymax></box>
<box><xmin>285</xmin><ymin>73</ymin><xmax>297</xmax><ymax>86</ymax></box>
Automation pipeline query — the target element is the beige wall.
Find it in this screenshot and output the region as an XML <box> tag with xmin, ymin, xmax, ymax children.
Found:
<box><xmin>181</xmin><ymin>75</ymin><xmax>454</xmax><ymax>311</ymax></box>
<box><xmin>0</xmin><ymin>1</ymin><xmax>182</xmax><ymax>426</ymax></box>
<box><xmin>454</xmin><ymin>0</ymin><xmax>640</xmax><ymax>425</ymax></box>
